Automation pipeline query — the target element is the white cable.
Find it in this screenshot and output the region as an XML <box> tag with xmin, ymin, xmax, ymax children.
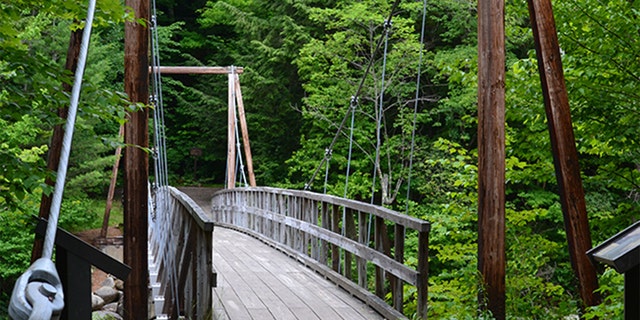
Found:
<box><xmin>42</xmin><ymin>0</ymin><xmax>97</xmax><ymax>260</ymax></box>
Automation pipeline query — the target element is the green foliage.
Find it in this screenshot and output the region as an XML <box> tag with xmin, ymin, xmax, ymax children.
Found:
<box><xmin>0</xmin><ymin>1</ymin><xmax>127</xmax><ymax>314</ymax></box>
<box><xmin>0</xmin><ymin>193</ymin><xmax>39</xmax><ymax>294</ymax></box>
<box><xmin>584</xmin><ymin>268</ymin><xmax>624</xmax><ymax>320</ymax></box>
<box><xmin>1</xmin><ymin>0</ymin><xmax>638</xmax><ymax>318</ymax></box>
<box><xmin>58</xmin><ymin>197</ymin><xmax>103</xmax><ymax>232</ymax></box>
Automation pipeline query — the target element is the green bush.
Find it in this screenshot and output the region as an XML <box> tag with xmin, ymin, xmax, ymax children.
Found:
<box><xmin>58</xmin><ymin>197</ymin><xmax>103</xmax><ymax>233</ymax></box>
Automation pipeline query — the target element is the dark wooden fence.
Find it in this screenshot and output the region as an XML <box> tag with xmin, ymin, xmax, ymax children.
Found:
<box><xmin>210</xmin><ymin>187</ymin><xmax>430</xmax><ymax>319</ymax></box>
<box><xmin>149</xmin><ymin>186</ymin><xmax>215</xmax><ymax>319</ymax></box>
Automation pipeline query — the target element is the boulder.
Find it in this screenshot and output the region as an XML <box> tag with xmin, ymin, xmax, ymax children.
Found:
<box><xmin>95</xmin><ymin>286</ymin><xmax>119</xmax><ymax>304</ymax></box>
<box><xmin>92</xmin><ymin>294</ymin><xmax>105</xmax><ymax>311</ymax></box>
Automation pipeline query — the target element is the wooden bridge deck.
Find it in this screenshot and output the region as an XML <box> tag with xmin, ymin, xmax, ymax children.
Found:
<box><xmin>177</xmin><ymin>188</ymin><xmax>386</xmax><ymax>320</ymax></box>
<box><xmin>212</xmin><ymin>227</ymin><xmax>385</xmax><ymax>320</ymax></box>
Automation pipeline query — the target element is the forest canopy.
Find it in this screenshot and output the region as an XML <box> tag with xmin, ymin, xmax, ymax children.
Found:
<box><xmin>1</xmin><ymin>0</ymin><xmax>639</xmax><ymax>318</ymax></box>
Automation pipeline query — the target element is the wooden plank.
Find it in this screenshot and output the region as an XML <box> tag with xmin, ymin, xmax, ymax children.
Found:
<box><xmin>357</xmin><ymin>211</ymin><xmax>367</xmax><ymax>288</ymax></box>
<box><xmin>150</xmin><ymin>66</ymin><xmax>244</xmax><ymax>74</ymax></box>
<box><xmin>417</xmin><ymin>230</ymin><xmax>429</xmax><ymax>318</ymax></box>
<box><xmin>213</xmin><ymin>227</ymin><xmax>387</xmax><ymax>319</ymax></box>
<box><xmin>331</xmin><ymin>204</ymin><xmax>341</xmax><ymax>272</ymax></box>
<box><xmin>393</xmin><ymin>223</ymin><xmax>405</xmax><ymax>312</ymax></box>
<box><xmin>375</xmin><ymin>216</ymin><xmax>385</xmax><ymax>298</ymax></box>
<box><xmin>527</xmin><ymin>0</ymin><xmax>600</xmax><ymax>309</ymax></box>
<box><xmin>320</xmin><ymin>202</ymin><xmax>329</xmax><ymax>265</ymax></box>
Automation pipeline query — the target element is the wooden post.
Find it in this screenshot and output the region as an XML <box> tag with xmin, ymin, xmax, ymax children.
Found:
<box><xmin>234</xmin><ymin>73</ymin><xmax>256</xmax><ymax>187</ymax></box>
<box><xmin>123</xmin><ymin>0</ymin><xmax>149</xmax><ymax>318</ymax></box>
<box><xmin>626</xmin><ymin>265</ymin><xmax>640</xmax><ymax>320</ymax></box>
<box><xmin>101</xmin><ymin>125</ymin><xmax>124</xmax><ymax>238</ymax></box>
<box><xmin>417</xmin><ymin>230</ymin><xmax>429</xmax><ymax>319</ymax></box>
<box><xmin>527</xmin><ymin>0</ymin><xmax>600</xmax><ymax>309</ymax></box>
<box><xmin>477</xmin><ymin>0</ymin><xmax>506</xmax><ymax>318</ymax></box>
<box><xmin>227</xmin><ymin>71</ymin><xmax>237</xmax><ymax>188</ymax></box>
<box><xmin>150</xmin><ymin>66</ymin><xmax>243</xmax><ymax>74</ymax></box>
<box><xmin>31</xmin><ymin>28</ymin><xmax>83</xmax><ymax>262</ymax></box>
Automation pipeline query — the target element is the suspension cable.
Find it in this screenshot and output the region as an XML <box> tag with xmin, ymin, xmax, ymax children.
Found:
<box><xmin>405</xmin><ymin>0</ymin><xmax>428</xmax><ymax>215</ymax></box>
<box><xmin>42</xmin><ymin>0</ymin><xmax>97</xmax><ymax>260</ymax></box>
<box><xmin>342</xmin><ymin>96</ymin><xmax>358</xmax><ymax>198</ymax></box>
<box><xmin>150</xmin><ymin>1</ymin><xmax>181</xmax><ymax>315</ymax></box>
<box><xmin>304</xmin><ymin>0</ymin><xmax>403</xmax><ymax>191</ymax></box>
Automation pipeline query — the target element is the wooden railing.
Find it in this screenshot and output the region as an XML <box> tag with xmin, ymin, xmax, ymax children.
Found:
<box><xmin>210</xmin><ymin>187</ymin><xmax>430</xmax><ymax>319</ymax></box>
<box><xmin>148</xmin><ymin>186</ymin><xmax>214</xmax><ymax>319</ymax></box>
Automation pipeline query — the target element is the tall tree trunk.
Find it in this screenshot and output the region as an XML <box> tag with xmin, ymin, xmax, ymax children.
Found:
<box><xmin>30</xmin><ymin>28</ymin><xmax>83</xmax><ymax>263</ymax></box>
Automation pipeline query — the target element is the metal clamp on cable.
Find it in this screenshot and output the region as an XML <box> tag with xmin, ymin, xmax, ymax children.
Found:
<box><xmin>8</xmin><ymin>258</ymin><xmax>64</xmax><ymax>320</ymax></box>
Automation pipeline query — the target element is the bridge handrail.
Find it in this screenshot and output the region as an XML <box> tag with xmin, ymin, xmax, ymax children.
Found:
<box><xmin>210</xmin><ymin>187</ymin><xmax>430</xmax><ymax>319</ymax></box>
<box><xmin>148</xmin><ymin>186</ymin><xmax>214</xmax><ymax>319</ymax></box>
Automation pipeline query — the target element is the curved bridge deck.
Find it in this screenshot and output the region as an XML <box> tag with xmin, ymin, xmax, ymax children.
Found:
<box><xmin>213</xmin><ymin>227</ymin><xmax>384</xmax><ymax>320</ymax></box>
<box><xmin>178</xmin><ymin>187</ymin><xmax>384</xmax><ymax>320</ymax></box>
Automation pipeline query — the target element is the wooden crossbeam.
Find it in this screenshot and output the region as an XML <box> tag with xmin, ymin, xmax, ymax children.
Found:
<box><xmin>150</xmin><ymin>66</ymin><xmax>244</xmax><ymax>75</ymax></box>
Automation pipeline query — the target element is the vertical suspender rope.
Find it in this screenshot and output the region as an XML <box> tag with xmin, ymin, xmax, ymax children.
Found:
<box><xmin>405</xmin><ymin>0</ymin><xmax>428</xmax><ymax>215</ymax></box>
<box><xmin>235</xmin><ymin>108</ymin><xmax>248</xmax><ymax>186</ymax></box>
<box><xmin>42</xmin><ymin>0</ymin><xmax>97</xmax><ymax>261</ymax></box>
<box><xmin>342</xmin><ymin>96</ymin><xmax>358</xmax><ymax>200</ymax></box>
<box><xmin>339</xmin><ymin>97</ymin><xmax>358</xmax><ymax>273</ymax></box>
<box><xmin>370</xmin><ymin>19</ymin><xmax>392</xmax><ymax>206</ymax></box>
<box><xmin>367</xmin><ymin>19</ymin><xmax>392</xmax><ymax>249</ymax></box>
<box><xmin>150</xmin><ymin>1</ymin><xmax>182</xmax><ymax>315</ymax></box>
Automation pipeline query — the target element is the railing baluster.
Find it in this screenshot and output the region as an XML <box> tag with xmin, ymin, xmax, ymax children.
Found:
<box><xmin>393</xmin><ymin>223</ymin><xmax>405</xmax><ymax>312</ymax></box>
<box><xmin>310</xmin><ymin>199</ymin><xmax>319</xmax><ymax>260</ymax></box>
<box><xmin>320</xmin><ymin>202</ymin><xmax>329</xmax><ymax>265</ymax></box>
<box><xmin>357</xmin><ymin>211</ymin><xmax>367</xmax><ymax>288</ymax></box>
<box><xmin>344</xmin><ymin>208</ymin><xmax>356</xmax><ymax>280</ymax></box>
<box><xmin>375</xmin><ymin>216</ymin><xmax>385</xmax><ymax>298</ymax></box>
<box><xmin>331</xmin><ymin>204</ymin><xmax>340</xmax><ymax>273</ymax></box>
<box><xmin>417</xmin><ymin>230</ymin><xmax>429</xmax><ymax>319</ymax></box>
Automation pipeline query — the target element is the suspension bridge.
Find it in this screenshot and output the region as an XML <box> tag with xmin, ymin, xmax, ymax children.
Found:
<box><xmin>9</xmin><ymin>0</ymin><xmax>609</xmax><ymax>318</ymax></box>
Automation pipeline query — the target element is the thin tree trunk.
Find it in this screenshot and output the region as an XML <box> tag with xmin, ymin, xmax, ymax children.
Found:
<box><xmin>31</xmin><ymin>28</ymin><xmax>83</xmax><ymax>263</ymax></box>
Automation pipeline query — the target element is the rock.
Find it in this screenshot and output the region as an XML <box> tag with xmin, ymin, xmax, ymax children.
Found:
<box><xmin>92</xmin><ymin>294</ymin><xmax>105</xmax><ymax>311</ymax></box>
<box><xmin>117</xmin><ymin>292</ymin><xmax>124</xmax><ymax>316</ymax></box>
<box><xmin>95</xmin><ymin>286</ymin><xmax>119</xmax><ymax>304</ymax></box>
<box><xmin>103</xmin><ymin>302</ymin><xmax>118</xmax><ymax>313</ymax></box>
<box><xmin>100</xmin><ymin>276</ymin><xmax>115</xmax><ymax>288</ymax></box>
<box><xmin>114</xmin><ymin>279</ymin><xmax>124</xmax><ymax>291</ymax></box>
<box><xmin>92</xmin><ymin>310</ymin><xmax>123</xmax><ymax>320</ymax></box>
